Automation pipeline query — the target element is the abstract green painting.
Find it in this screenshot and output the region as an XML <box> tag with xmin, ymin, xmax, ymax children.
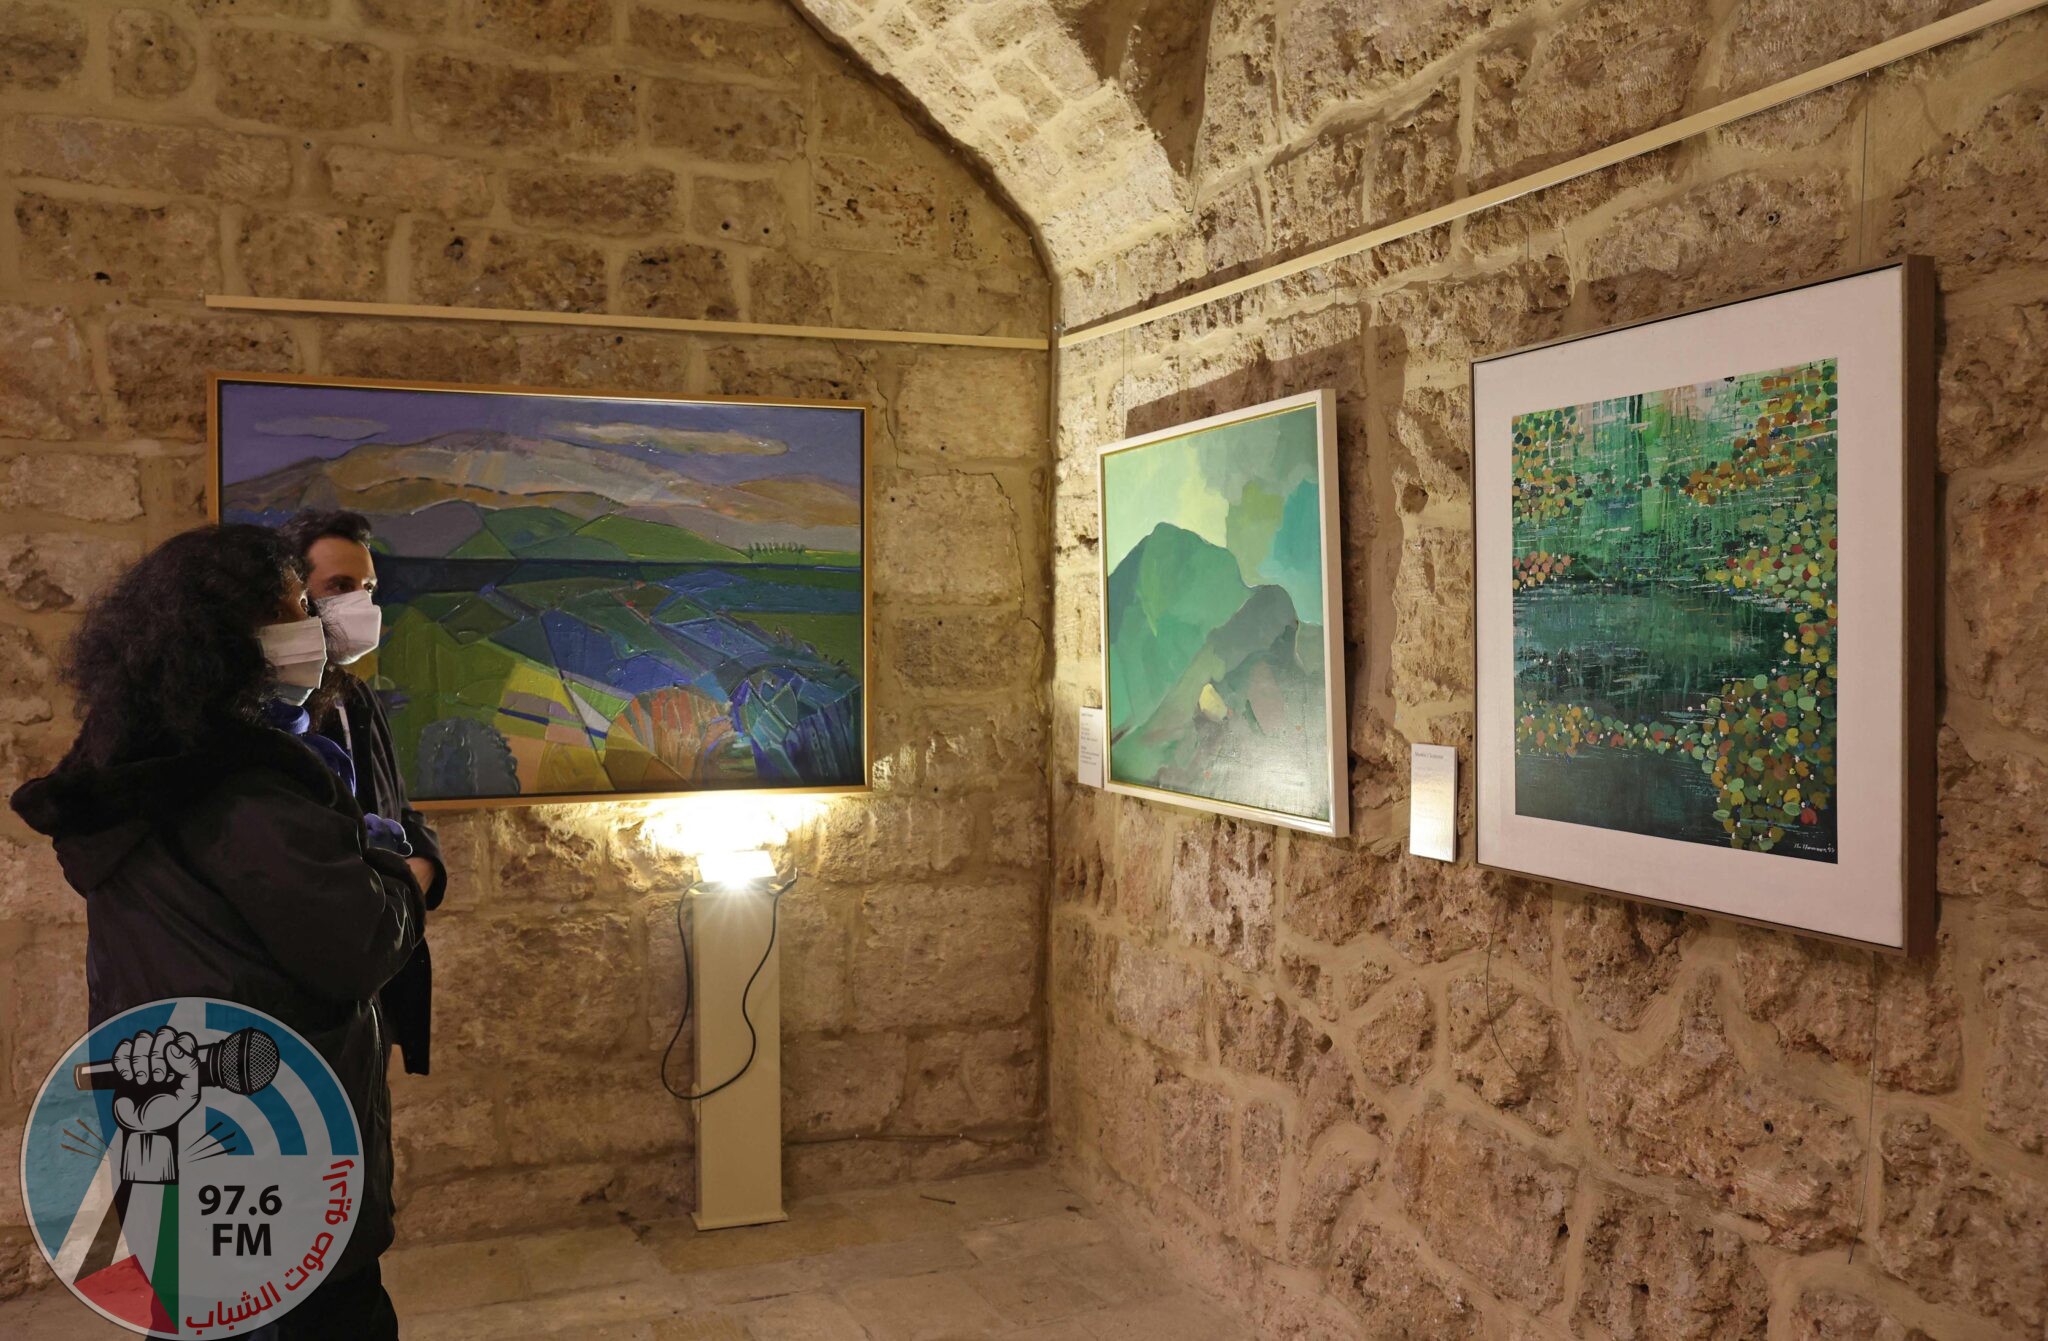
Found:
<box><xmin>1098</xmin><ymin>391</ymin><xmax>1346</xmax><ymax>835</ymax></box>
<box><xmin>1509</xmin><ymin>360</ymin><xmax>1839</xmax><ymax>861</ymax></box>
<box><xmin>1474</xmin><ymin>261</ymin><xmax>1934</xmax><ymax>951</ymax></box>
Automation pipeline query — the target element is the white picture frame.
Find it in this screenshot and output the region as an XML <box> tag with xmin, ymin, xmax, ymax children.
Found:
<box><xmin>1471</xmin><ymin>260</ymin><xmax>1935</xmax><ymax>952</ymax></box>
<box><xmin>1096</xmin><ymin>389</ymin><xmax>1349</xmax><ymax>837</ymax></box>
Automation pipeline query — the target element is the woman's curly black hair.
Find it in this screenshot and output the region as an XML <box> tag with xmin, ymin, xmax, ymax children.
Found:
<box><xmin>65</xmin><ymin>524</ymin><xmax>306</xmax><ymax>766</ymax></box>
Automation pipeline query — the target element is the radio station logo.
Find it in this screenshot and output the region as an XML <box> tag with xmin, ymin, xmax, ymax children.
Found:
<box><xmin>19</xmin><ymin>999</ymin><xmax>361</xmax><ymax>1336</ymax></box>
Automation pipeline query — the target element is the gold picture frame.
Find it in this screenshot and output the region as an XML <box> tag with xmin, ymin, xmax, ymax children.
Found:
<box><xmin>210</xmin><ymin>372</ymin><xmax>873</xmax><ymax>810</ymax></box>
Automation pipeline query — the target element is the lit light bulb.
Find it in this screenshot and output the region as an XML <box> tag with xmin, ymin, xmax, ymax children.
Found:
<box><xmin>697</xmin><ymin>847</ymin><xmax>778</xmax><ymax>891</ymax></box>
<box><xmin>640</xmin><ymin>794</ymin><xmax>825</xmax><ymax>857</ymax></box>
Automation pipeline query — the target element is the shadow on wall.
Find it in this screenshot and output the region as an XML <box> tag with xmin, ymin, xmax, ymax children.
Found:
<box><xmin>1119</xmin><ymin>328</ymin><xmax>1413</xmax><ymax>836</ymax></box>
<box><xmin>1060</xmin><ymin>0</ymin><xmax>1218</xmax><ymax>173</ymax></box>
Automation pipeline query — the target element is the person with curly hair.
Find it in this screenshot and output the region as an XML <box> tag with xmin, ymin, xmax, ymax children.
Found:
<box><xmin>275</xmin><ymin>509</ymin><xmax>448</xmax><ymax>1086</ymax></box>
<box><xmin>11</xmin><ymin>523</ymin><xmax>422</xmax><ymax>1339</ymax></box>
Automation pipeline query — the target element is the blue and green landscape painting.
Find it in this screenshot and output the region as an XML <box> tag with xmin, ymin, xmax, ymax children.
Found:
<box><xmin>219</xmin><ymin>381</ymin><xmax>865</xmax><ymax>800</ymax></box>
<box><xmin>1101</xmin><ymin>403</ymin><xmax>1333</xmax><ymax>825</ymax></box>
<box><xmin>1510</xmin><ymin>359</ymin><xmax>1839</xmax><ymax>861</ymax></box>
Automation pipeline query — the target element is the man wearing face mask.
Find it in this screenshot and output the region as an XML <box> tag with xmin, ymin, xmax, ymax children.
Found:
<box><xmin>278</xmin><ymin>510</ymin><xmax>447</xmax><ymax>1079</ymax></box>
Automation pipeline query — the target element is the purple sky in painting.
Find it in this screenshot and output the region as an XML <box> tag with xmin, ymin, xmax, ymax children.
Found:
<box><xmin>218</xmin><ymin>381</ymin><xmax>864</xmax><ymax>487</ymax></box>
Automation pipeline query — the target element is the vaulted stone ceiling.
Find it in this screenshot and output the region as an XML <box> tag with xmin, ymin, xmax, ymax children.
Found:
<box><xmin>790</xmin><ymin>0</ymin><xmax>1223</xmax><ymax>325</ymax></box>
<box><xmin>1055</xmin><ymin>0</ymin><xmax>1218</xmax><ymax>173</ymax></box>
<box><xmin>795</xmin><ymin>0</ymin><xmax>1980</xmax><ymax>330</ymax></box>
<box><xmin>789</xmin><ymin>0</ymin><xmax>1550</xmax><ymax>327</ymax></box>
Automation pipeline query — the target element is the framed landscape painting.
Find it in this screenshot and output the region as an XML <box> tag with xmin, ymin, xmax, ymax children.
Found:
<box><xmin>1472</xmin><ymin>260</ymin><xmax>1934</xmax><ymax>952</ymax></box>
<box><xmin>213</xmin><ymin>374</ymin><xmax>869</xmax><ymax>806</ymax></box>
<box><xmin>1097</xmin><ymin>389</ymin><xmax>1347</xmax><ymax>836</ymax></box>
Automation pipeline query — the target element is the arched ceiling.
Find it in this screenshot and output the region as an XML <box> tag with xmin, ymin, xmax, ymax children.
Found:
<box><xmin>792</xmin><ymin>0</ymin><xmax>1640</xmax><ymax>328</ymax></box>
<box><xmin>796</xmin><ymin>0</ymin><xmax>2005</xmax><ymax>334</ymax></box>
<box><xmin>790</xmin><ymin>0</ymin><xmax>1226</xmax><ymax>326</ymax></box>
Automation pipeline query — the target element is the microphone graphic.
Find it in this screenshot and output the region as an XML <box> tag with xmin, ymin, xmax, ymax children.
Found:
<box><xmin>71</xmin><ymin>1026</ymin><xmax>281</xmax><ymax>1096</ymax></box>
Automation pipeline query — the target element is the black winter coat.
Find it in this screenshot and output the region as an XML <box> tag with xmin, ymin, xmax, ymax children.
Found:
<box><xmin>11</xmin><ymin>718</ymin><xmax>424</xmax><ymax>1284</ymax></box>
<box><xmin>321</xmin><ymin>674</ymin><xmax>444</xmax><ymax>1075</ymax></box>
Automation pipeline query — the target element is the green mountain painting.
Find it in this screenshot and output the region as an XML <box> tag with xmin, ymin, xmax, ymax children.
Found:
<box><xmin>1510</xmin><ymin>359</ymin><xmax>1839</xmax><ymax>861</ymax></box>
<box><xmin>217</xmin><ymin>378</ymin><xmax>866</xmax><ymax>802</ymax></box>
<box><xmin>1100</xmin><ymin>397</ymin><xmax>1340</xmax><ymax>831</ymax></box>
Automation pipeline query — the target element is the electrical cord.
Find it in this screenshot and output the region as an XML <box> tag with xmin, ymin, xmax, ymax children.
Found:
<box><xmin>660</xmin><ymin>878</ymin><xmax>792</xmax><ymax>1104</ymax></box>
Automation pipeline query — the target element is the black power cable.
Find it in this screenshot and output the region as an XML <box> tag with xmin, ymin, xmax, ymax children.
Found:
<box><xmin>659</xmin><ymin>878</ymin><xmax>793</xmax><ymax>1104</ymax></box>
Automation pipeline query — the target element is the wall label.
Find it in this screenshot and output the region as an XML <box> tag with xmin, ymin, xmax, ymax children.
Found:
<box><xmin>1410</xmin><ymin>744</ymin><xmax>1458</xmax><ymax>862</ymax></box>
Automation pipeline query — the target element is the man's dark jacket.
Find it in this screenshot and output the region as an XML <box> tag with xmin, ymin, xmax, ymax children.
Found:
<box><xmin>10</xmin><ymin>718</ymin><xmax>424</xmax><ymax>1285</ymax></box>
<box><xmin>321</xmin><ymin>674</ymin><xmax>444</xmax><ymax>1075</ymax></box>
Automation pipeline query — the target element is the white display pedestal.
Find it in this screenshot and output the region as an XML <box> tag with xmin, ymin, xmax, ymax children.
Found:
<box><xmin>688</xmin><ymin>886</ymin><xmax>787</xmax><ymax>1230</ymax></box>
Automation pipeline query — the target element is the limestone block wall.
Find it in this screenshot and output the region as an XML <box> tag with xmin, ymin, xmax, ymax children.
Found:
<box><xmin>0</xmin><ymin>0</ymin><xmax>1052</xmax><ymax>1296</ymax></box>
<box><xmin>1039</xmin><ymin>3</ymin><xmax>2048</xmax><ymax>1337</ymax></box>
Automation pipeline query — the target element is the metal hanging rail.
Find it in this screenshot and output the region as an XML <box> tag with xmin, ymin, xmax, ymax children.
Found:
<box><xmin>1057</xmin><ymin>0</ymin><xmax>2046</xmax><ymax>348</ymax></box>
<box><xmin>202</xmin><ymin>294</ymin><xmax>1052</xmax><ymax>352</ymax></box>
<box><xmin>202</xmin><ymin>0</ymin><xmax>2041</xmax><ymax>357</ymax></box>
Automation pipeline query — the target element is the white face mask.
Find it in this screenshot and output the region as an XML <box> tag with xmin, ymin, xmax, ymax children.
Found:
<box><xmin>317</xmin><ymin>589</ymin><xmax>383</xmax><ymax>666</ymax></box>
<box><xmin>258</xmin><ymin>616</ymin><xmax>328</xmax><ymax>706</ymax></box>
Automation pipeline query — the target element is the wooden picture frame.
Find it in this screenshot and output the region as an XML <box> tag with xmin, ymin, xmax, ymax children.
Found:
<box><xmin>211</xmin><ymin>373</ymin><xmax>872</xmax><ymax>809</ymax></box>
<box><xmin>1096</xmin><ymin>389</ymin><xmax>1349</xmax><ymax>837</ymax></box>
<box><xmin>1471</xmin><ymin>259</ymin><xmax>1935</xmax><ymax>953</ymax></box>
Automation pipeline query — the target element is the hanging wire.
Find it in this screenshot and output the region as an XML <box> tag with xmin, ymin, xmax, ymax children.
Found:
<box><xmin>1481</xmin><ymin>906</ymin><xmax>1539</xmax><ymax>1091</ymax></box>
<box><xmin>1858</xmin><ymin>86</ymin><xmax>1874</xmax><ymax>266</ymax></box>
<box><xmin>659</xmin><ymin>879</ymin><xmax>793</xmax><ymax>1104</ymax></box>
<box><xmin>1848</xmin><ymin>951</ymin><xmax>1882</xmax><ymax>1265</ymax></box>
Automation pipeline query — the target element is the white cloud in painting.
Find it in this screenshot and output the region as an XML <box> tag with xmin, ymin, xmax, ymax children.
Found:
<box><xmin>253</xmin><ymin>416</ymin><xmax>388</xmax><ymax>440</ymax></box>
<box><xmin>551</xmin><ymin>421</ymin><xmax>790</xmax><ymax>456</ymax></box>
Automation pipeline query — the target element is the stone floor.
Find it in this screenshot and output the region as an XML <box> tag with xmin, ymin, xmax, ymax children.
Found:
<box><xmin>0</xmin><ymin>1168</ymin><xmax>1254</xmax><ymax>1339</ymax></box>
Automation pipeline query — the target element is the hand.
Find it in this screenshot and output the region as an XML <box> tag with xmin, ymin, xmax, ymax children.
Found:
<box><xmin>110</xmin><ymin>1028</ymin><xmax>202</xmax><ymax>1133</ymax></box>
<box><xmin>405</xmin><ymin>856</ymin><xmax>437</xmax><ymax>893</ymax></box>
<box><xmin>110</xmin><ymin>1028</ymin><xmax>201</xmax><ymax>1185</ymax></box>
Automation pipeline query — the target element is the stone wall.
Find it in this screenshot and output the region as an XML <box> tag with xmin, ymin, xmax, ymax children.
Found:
<box><xmin>0</xmin><ymin>0</ymin><xmax>1051</xmax><ymax>1296</ymax></box>
<box><xmin>6</xmin><ymin>0</ymin><xmax>2047</xmax><ymax>1329</ymax></box>
<box><xmin>1035</xmin><ymin>2</ymin><xmax>2048</xmax><ymax>1338</ymax></box>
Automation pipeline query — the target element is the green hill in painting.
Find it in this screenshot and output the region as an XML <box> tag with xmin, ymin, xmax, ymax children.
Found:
<box><xmin>1105</xmin><ymin>523</ymin><xmax>1252</xmax><ymax>734</ymax></box>
<box><xmin>575</xmin><ymin>514</ymin><xmax>746</xmax><ymax>563</ymax></box>
<box><xmin>481</xmin><ymin>505</ymin><xmax>581</xmax><ymax>552</ymax></box>
<box><xmin>447</xmin><ymin>527</ymin><xmax>514</xmax><ymax>560</ymax></box>
<box><xmin>1117</xmin><ymin>580</ymin><xmax>1292</xmax><ymax>750</ymax></box>
<box><xmin>1115</xmin><ymin>583</ymin><xmax>1325</xmax><ymax>789</ymax></box>
<box><xmin>1106</xmin><ymin>521</ymin><xmax>1330</xmax><ymax>818</ymax></box>
<box><xmin>440</xmin><ymin>505</ymin><xmax>749</xmax><ymax>564</ymax></box>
